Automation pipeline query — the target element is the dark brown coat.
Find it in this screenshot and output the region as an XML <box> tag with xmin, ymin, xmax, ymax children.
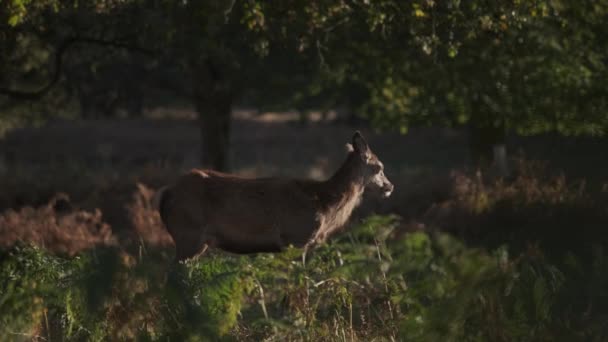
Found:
<box><xmin>158</xmin><ymin>132</ymin><xmax>393</xmax><ymax>260</ymax></box>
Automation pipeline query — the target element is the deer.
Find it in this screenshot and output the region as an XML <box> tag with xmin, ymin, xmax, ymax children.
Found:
<box><xmin>156</xmin><ymin>131</ymin><xmax>394</xmax><ymax>261</ymax></box>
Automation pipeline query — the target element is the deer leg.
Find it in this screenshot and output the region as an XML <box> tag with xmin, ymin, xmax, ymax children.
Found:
<box><xmin>184</xmin><ymin>243</ymin><xmax>209</xmax><ymax>261</ymax></box>
<box><xmin>190</xmin><ymin>236</ymin><xmax>218</xmax><ymax>259</ymax></box>
<box><xmin>302</xmin><ymin>239</ymin><xmax>317</xmax><ymax>267</ymax></box>
<box><xmin>301</xmin><ymin>228</ymin><xmax>327</xmax><ymax>266</ymax></box>
<box><xmin>175</xmin><ymin>241</ymin><xmax>199</xmax><ymax>261</ymax></box>
<box><xmin>174</xmin><ymin>230</ymin><xmax>215</xmax><ymax>261</ymax></box>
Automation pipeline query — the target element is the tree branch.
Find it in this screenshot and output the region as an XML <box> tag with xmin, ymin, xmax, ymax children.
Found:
<box><xmin>0</xmin><ymin>35</ymin><xmax>158</xmax><ymax>101</ymax></box>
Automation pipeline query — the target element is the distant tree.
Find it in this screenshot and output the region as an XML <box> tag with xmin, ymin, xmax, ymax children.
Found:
<box><xmin>0</xmin><ymin>1</ymin><xmax>156</xmax><ymax>132</ymax></box>
<box><xmin>0</xmin><ymin>1</ymin><xmax>340</xmax><ymax>170</ymax></box>
<box><xmin>2</xmin><ymin>1</ymin><xmax>607</xmax><ymax>172</ymax></box>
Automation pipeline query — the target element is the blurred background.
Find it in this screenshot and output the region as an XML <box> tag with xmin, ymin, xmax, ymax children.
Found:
<box><xmin>1</xmin><ymin>1</ymin><xmax>608</xmax><ymax>340</ymax></box>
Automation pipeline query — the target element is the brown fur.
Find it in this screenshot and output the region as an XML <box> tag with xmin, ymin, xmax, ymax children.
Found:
<box><xmin>158</xmin><ymin>132</ymin><xmax>393</xmax><ymax>260</ymax></box>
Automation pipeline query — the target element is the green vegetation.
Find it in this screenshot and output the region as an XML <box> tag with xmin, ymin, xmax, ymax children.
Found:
<box><xmin>1</xmin><ymin>207</ymin><xmax>607</xmax><ymax>341</ymax></box>
<box><xmin>1</xmin><ymin>1</ymin><xmax>607</xmax><ymax>340</ymax></box>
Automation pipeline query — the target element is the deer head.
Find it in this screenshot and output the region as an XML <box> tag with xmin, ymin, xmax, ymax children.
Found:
<box><xmin>347</xmin><ymin>131</ymin><xmax>394</xmax><ymax>198</ymax></box>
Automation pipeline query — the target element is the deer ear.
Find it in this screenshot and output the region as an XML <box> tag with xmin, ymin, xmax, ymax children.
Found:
<box><xmin>352</xmin><ymin>131</ymin><xmax>370</xmax><ymax>159</ymax></box>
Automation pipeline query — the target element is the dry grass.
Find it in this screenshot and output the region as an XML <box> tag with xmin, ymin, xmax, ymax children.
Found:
<box><xmin>126</xmin><ymin>183</ymin><xmax>173</xmax><ymax>248</ymax></box>
<box><xmin>417</xmin><ymin>159</ymin><xmax>608</xmax><ymax>257</ymax></box>
<box><xmin>0</xmin><ymin>181</ymin><xmax>173</xmax><ymax>256</ymax></box>
<box><xmin>0</xmin><ymin>193</ymin><xmax>115</xmax><ymax>255</ymax></box>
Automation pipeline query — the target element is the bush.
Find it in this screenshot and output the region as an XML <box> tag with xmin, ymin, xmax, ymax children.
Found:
<box><xmin>0</xmin><ymin>194</ymin><xmax>115</xmax><ymax>256</ymax></box>
<box><xmin>1</xmin><ymin>214</ymin><xmax>607</xmax><ymax>341</ymax></box>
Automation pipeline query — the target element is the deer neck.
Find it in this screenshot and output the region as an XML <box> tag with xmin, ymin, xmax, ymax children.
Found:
<box><xmin>319</xmin><ymin>153</ymin><xmax>365</xmax><ymax>229</ymax></box>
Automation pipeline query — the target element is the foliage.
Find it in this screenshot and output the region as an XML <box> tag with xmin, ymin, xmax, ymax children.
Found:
<box><xmin>3</xmin><ymin>1</ymin><xmax>607</xmax><ymax>138</ymax></box>
<box><xmin>308</xmin><ymin>1</ymin><xmax>608</xmax><ymax>136</ymax></box>
<box><xmin>0</xmin><ymin>245</ymin><xmax>67</xmax><ymax>338</ymax></box>
<box><xmin>1</xmin><ymin>213</ymin><xmax>607</xmax><ymax>341</ymax></box>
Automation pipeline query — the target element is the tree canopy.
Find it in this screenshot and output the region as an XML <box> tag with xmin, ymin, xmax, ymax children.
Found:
<box><xmin>265</xmin><ymin>0</ymin><xmax>608</xmax><ymax>136</ymax></box>
<box><xmin>1</xmin><ymin>0</ymin><xmax>607</xmax><ymax>168</ymax></box>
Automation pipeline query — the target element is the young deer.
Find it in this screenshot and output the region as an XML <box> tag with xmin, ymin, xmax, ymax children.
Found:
<box><xmin>157</xmin><ymin>131</ymin><xmax>393</xmax><ymax>260</ymax></box>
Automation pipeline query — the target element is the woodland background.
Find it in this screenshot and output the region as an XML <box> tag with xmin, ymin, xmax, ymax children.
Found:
<box><xmin>1</xmin><ymin>1</ymin><xmax>607</xmax><ymax>340</ymax></box>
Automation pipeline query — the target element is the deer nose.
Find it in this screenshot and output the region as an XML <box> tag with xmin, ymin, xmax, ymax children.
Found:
<box><xmin>382</xmin><ymin>183</ymin><xmax>394</xmax><ymax>197</ymax></box>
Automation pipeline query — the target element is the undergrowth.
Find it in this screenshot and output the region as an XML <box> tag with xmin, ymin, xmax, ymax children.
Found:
<box><xmin>1</xmin><ymin>214</ymin><xmax>607</xmax><ymax>341</ymax></box>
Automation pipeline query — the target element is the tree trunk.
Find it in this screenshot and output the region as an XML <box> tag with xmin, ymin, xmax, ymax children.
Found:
<box><xmin>193</xmin><ymin>60</ymin><xmax>232</xmax><ymax>172</ymax></box>
<box><xmin>468</xmin><ymin>121</ymin><xmax>509</xmax><ymax>177</ymax></box>
<box><xmin>493</xmin><ymin>143</ymin><xmax>509</xmax><ymax>177</ymax></box>
<box><xmin>195</xmin><ymin>94</ymin><xmax>231</xmax><ymax>171</ymax></box>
